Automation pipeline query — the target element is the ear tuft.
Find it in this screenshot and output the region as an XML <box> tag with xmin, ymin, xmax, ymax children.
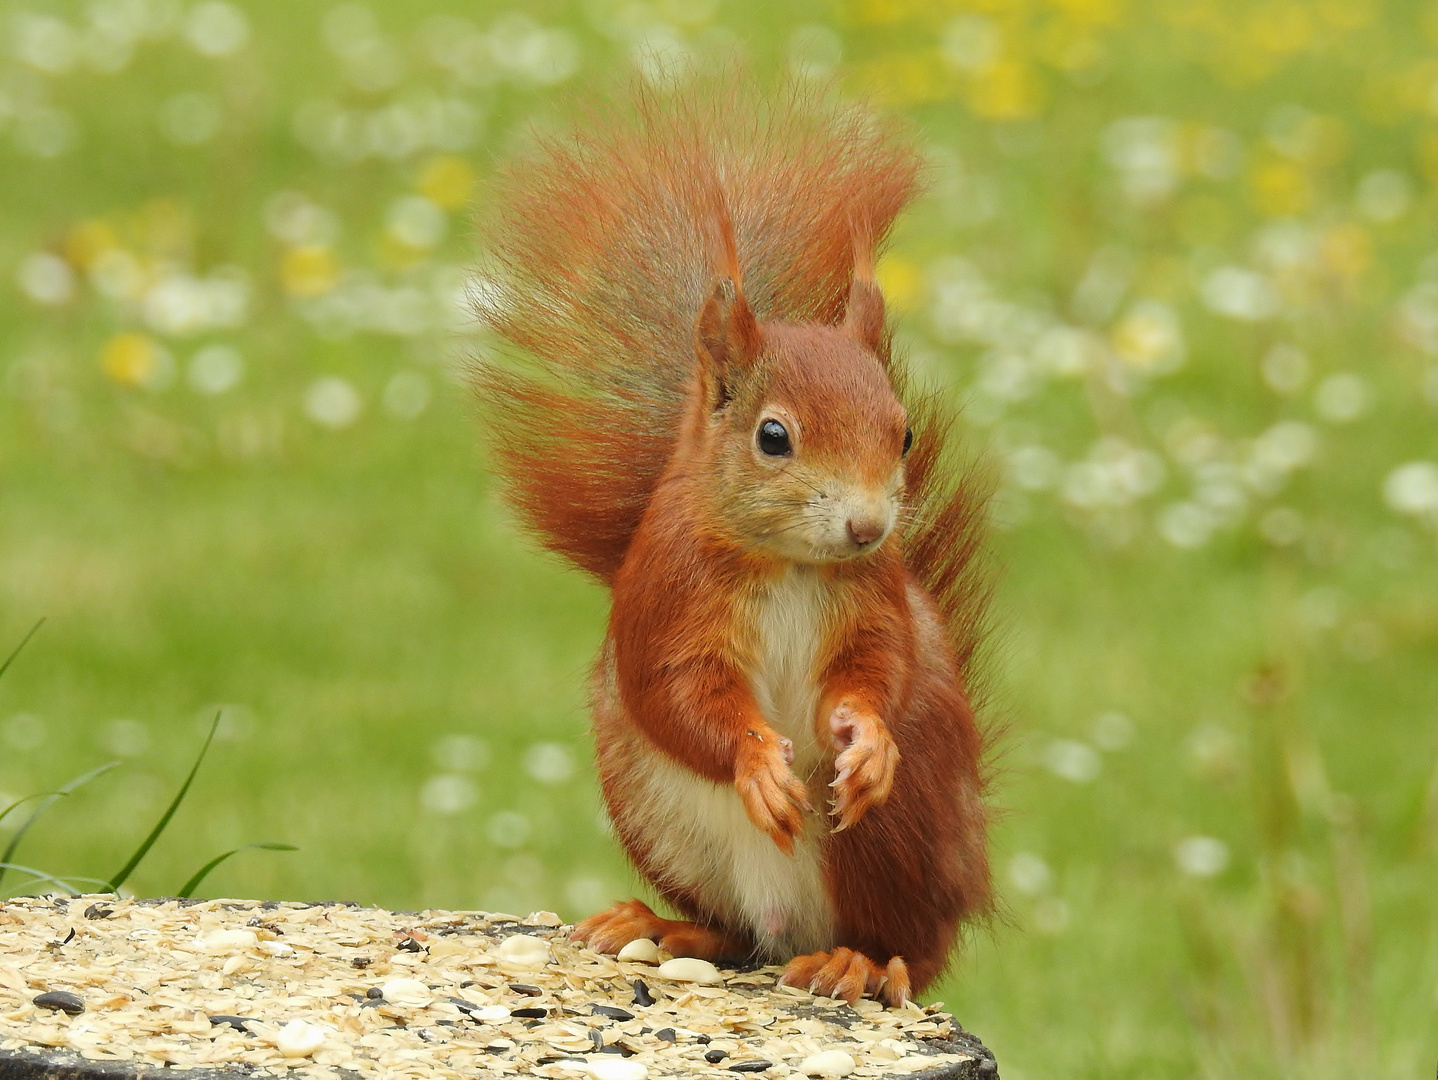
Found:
<box><xmin>695</xmin><ymin>278</ymin><xmax>760</xmax><ymax>408</ymax></box>
<box><xmin>843</xmin><ymin>275</ymin><xmax>886</xmax><ymax>353</ymax></box>
<box><xmin>842</xmin><ymin>211</ymin><xmax>886</xmax><ymax>353</ymax></box>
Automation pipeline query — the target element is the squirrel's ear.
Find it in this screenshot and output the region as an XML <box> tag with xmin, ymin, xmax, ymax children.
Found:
<box><xmin>695</xmin><ymin>278</ymin><xmax>760</xmax><ymax>407</ymax></box>
<box><xmin>842</xmin><ymin>274</ymin><xmax>886</xmax><ymax>354</ymax></box>
<box><xmin>842</xmin><ymin>211</ymin><xmax>886</xmax><ymax>353</ymax></box>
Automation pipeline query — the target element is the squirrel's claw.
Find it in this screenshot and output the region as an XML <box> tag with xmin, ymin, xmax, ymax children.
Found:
<box><xmin>780</xmin><ymin>949</ymin><xmax>911</xmax><ymax>1008</ymax></box>
<box><xmin>827</xmin><ymin>705</ymin><xmax>899</xmax><ymax>832</ymax></box>
<box><xmin>735</xmin><ymin>727</ymin><xmax>811</xmax><ymax>855</ymax></box>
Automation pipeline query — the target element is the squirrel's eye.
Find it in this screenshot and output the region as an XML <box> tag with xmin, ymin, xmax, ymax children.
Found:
<box><xmin>903</xmin><ymin>427</ymin><xmax>913</xmax><ymax>456</ymax></box>
<box><xmin>757</xmin><ymin>419</ymin><xmax>792</xmax><ymax>457</ymax></box>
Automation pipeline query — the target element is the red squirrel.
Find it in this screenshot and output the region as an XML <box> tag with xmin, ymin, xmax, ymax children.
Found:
<box><xmin>473</xmin><ymin>80</ymin><xmax>992</xmax><ymax>1006</ymax></box>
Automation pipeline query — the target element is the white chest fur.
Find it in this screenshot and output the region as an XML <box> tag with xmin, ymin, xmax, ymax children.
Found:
<box><xmin>749</xmin><ymin>565</ymin><xmax>830</xmax><ymax>777</ymax></box>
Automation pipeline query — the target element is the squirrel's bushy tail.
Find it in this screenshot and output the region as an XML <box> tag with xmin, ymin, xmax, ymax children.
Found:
<box><xmin>471</xmin><ymin>78</ymin><xmax>920</xmax><ymax>583</ymax></box>
<box><xmin>473</xmin><ymin>78</ymin><xmax>989</xmax><ymax>681</ymax></box>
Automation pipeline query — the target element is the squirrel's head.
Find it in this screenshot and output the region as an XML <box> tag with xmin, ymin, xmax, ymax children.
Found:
<box><xmin>692</xmin><ymin>272</ymin><xmax>909</xmax><ymax>565</ymax></box>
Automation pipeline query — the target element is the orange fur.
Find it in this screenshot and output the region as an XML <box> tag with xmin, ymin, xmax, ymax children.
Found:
<box><xmin>572</xmin><ymin>898</ymin><xmax>747</xmax><ymax>961</ymax></box>
<box><xmin>471</xmin><ymin>76</ymin><xmax>992</xmax><ymax>1001</ymax></box>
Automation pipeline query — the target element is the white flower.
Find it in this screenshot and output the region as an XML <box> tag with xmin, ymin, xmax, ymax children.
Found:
<box><xmin>421</xmin><ymin>774</ymin><xmax>478</xmax><ymax>815</ymax></box>
<box><xmin>940</xmin><ymin>15</ymin><xmax>1001</xmax><ymax>73</ymax></box>
<box><xmin>1102</xmin><ymin>117</ymin><xmax>1181</xmax><ymax>204</ymax></box>
<box><xmin>17</xmin><ymin>253</ymin><xmax>75</xmax><ymax>305</ymax></box>
<box><xmin>188</xmin><ymin>345</ymin><xmax>244</xmax><ymax>396</ymax></box>
<box><xmin>184</xmin><ymin>2</ymin><xmax>250</xmax><ymax>57</ymax></box>
<box><xmin>1314</xmin><ymin>373</ymin><xmax>1370</xmax><ymax>423</ymax></box>
<box><xmin>304</xmin><ymin>376</ymin><xmax>363</xmax><ymax>428</ymax></box>
<box><xmin>1355</xmin><ymin>169</ymin><xmax>1412</xmax><ymax>223</ymax></box>
<box><xmin>1175</xmin><ymin>836</ymin><xmax>1230</xmax><ymax>878</ymax></box>
<box><xmin>1201</xmin><ymin>267</ymin><xmax>1278</xmax><ymax>322</ymax></box>
<box><xmin>1157</xmin><ymin>502</ymin><xmax>1215</xmax><ymax>549</ymax></box>
<box><xmin>386</xmin><ymin>195</ymin><xmax>447</xmax><ymax>249</ymax></box>
<box><xmin>1384</xmin><ymin>462</ymin><xmax>1438</xmax><ymax>516</ymax></box>
<box><xmin>1008</xmin><ymin>852</ymin><xmax>1053</xmax><ymax>896</ymax></box>
<box><xmin>1042</xmin><ymin>739</ymin><xmax>1101</xmax><ymax>784</ymax></box>
<box><xmin>524</xmin><ymin>742</ymin><xmax>576</xmax><ymax>784</ymax></box>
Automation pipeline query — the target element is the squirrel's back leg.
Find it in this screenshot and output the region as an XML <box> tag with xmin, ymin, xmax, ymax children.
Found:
<box><xmin>780</xmin><ymin>949</ymin><xmax>911</xmax><ymax>1008</ymax></box>
<box><xmin>817</xmin><ymin>583</ymin><xmax>991</xmax><ymax>995</ymax></box>
<box><xmin>571</xmin><ymin>898</ymin><xmax>748</xmax><ymax>961</ymax></box>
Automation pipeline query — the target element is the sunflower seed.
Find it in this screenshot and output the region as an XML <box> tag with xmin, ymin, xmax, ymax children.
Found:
<box><xmin>33</xmin><ymin>991</ymin><xmax>84</xmax><ymax>1015</ymax></box>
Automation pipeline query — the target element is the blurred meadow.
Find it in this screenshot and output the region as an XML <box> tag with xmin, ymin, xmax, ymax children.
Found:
<box><xmin>2</xmin><ymin>0</ymin><xmax>1438</xmax><ymax>1077</ymax></box>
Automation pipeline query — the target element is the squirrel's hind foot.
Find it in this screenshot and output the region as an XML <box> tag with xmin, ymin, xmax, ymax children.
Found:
<box><xmin>570</xmin><ymin>898</ymin><xmax>747</xmax><ymax>961</ymax></box>
<box><xmin>780</xmin><ymin>948</ymin><xmax>910</xmax><ymax>1008</ymax></box>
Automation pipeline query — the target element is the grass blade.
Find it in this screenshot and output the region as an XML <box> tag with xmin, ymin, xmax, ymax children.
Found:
<box><xmin>0</xmin><ymin>762</ymin><xmax>121</xmax><ymax>890</ymax></box>
<box><xmin>0</xmin><ymin>792</ymin><xmax>60</xmax><ymax>828</ymax></box>
<box><xmin>0</xmin><ymin>863</ymin><xmax>85</xmax><ymax>896</ymax></box>
<box><xmin>104</xmin><ymin>712</ymin><xmax>220</xmax><ymax>893</ymax></box>
<box><xmin>0</xmin><ymin>618</ymin><xmax>44</xmax><ymax>686</ymax></box>
<box><xmin>177</xmin><ymin>842</ymin><xmax>298</xmax><ymax>899</ymax></box>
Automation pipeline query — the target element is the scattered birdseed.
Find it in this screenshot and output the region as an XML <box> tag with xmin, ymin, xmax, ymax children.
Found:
<box><xmin>31</xmin><ymin>991</ymin><xmax>84</xmax><ymax>1016</ymax></box>
<box><xmin>379</xmin><ymin>977</ymin><xmax>432</xmax><ymax>1007</ymax></box>
<box><xmin>616</xmin><ymin>939</ymin><xmax>661</xmax><ymax>964</ymax></box>
<box><xmin>655</xmin><ymin>957</ymin><xmax>723</xmax><ymax>984</ymax></box>
<box><xmin>273</xmin><ymin>1019</ymin><xmax>328</xmax><ymax>1057</ymax></box>
<box><xmin>801</xmin><ymin>1050</ymin><xmax>858</xmax><ymax>1076</ymax></box>
<box><xmin>593</xmin><ymin>1005</ymin><xmax>635</xmax><ymax>1022</ymax></box>
<box><xmin>497</xmin><ymin>933</ymin><xmax>552</xmax><ymax>969</ymax></box>
<box><xmin>0</xmin><ymin>896</ymin><xmax>995</xmax><ymax>1078</ymax></box>
<box><xmin>588</xmin><ymin>1057</ymin><xmax>649</xmax><ymax>1080</ymax></box>
<box><xmin>208</xmin><ymin>1015</ymin><xmax>254</xmax><ymax>1031</ymax></box>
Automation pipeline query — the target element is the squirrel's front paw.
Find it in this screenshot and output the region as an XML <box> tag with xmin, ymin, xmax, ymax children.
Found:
<box><xmin>828</xmin><ymin>704</ymin><xmax>899</xmax><ymax>831</ymax></box>
<box><xmin>735</xmin><ymin>728</ymin><xmax>811</xmax><ymax>855</ymax></box>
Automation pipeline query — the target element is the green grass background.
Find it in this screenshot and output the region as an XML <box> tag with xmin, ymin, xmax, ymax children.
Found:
<box><xmin>3</xmin><ymin>1</ymin><xmax>1438</xmax><ymax>1078</ymax></box>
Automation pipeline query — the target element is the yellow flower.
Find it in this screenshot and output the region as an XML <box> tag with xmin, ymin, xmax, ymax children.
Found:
<box><xmin>1249</xmin><ymin>158</ymin><xmax>1312</xmax><ymax>216</ymax></box>
<box><xmin>418</xmin><ymin>155</ymin><xmax>476</xmax><ymax>212</ymax></box>
<box><xmin>876</xmin><ymin>254</ymin><xmax>921</xmax><ymax>312</ymax></box>
<box><xmin>280</xmin><ymin>246</ymin><xmax>339</xmax><ymax>297</ymax></box>
<box><xmin>1321</xmin><ymin>223</ymin><xmax>1372</xmax><ymax>281</ymax></box>
<box><xmin>1248</xmin><ymin>1</ymin><xmax>1314</xmax><ymax>58</ymax></box>
<box><xmin>66</xmin><ymin>219</ymin><xmax>119</xmax><ymax>270</ymax></box>
<box><xmin>100</xmin><ymin>332</ymin><xmax>161</xmax><ymax>387</ymax></box>
<box><xmin>1045</xmin><ymin>0</ymin><xmax>1125</xmax><ymax>28</ymax></box>
<box><xmin>1111</xmin><ymin>301</ymin><xmax>1183</xmax><ymax>373</ymax></box>
<box><xmin>968</xmin><ymin>59</ymin><xmax>1044</xmax><ymax>120</ymax></box>
<box><xmin>860</xmin><ymin>50</ymin><xmax>956</xmax><ymax>106</ymax></box>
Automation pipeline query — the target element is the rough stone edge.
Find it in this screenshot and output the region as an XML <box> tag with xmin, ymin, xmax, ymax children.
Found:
<box><xmin>0</xmin><ymin>1044</ymin><xmax>994</xmax><ymax>1080</ymax></box>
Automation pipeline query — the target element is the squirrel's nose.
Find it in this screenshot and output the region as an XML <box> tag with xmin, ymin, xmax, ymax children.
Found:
<box><xmin>846</xmin><ymin>517</ymin><xmax>885</xmax><ymax>547</ymax></box>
